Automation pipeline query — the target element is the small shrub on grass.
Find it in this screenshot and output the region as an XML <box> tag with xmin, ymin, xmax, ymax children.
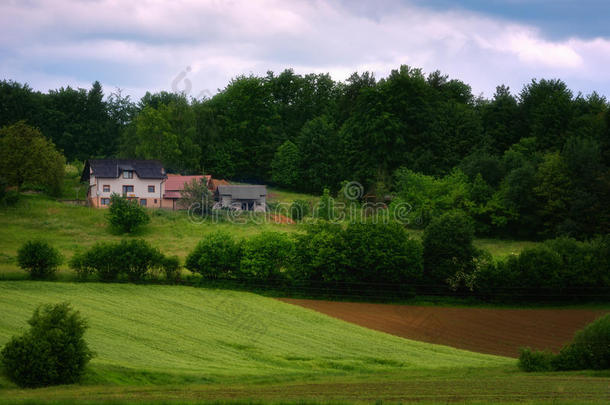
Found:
<box><xmin>162</xmin><ymin>255</ymin><xmax>181</xmax><ymax>283</ymax></box>
<box><xmin>0</xmin><ymin>302</ymin><xmax>93</xmax><ymax>388</ymax></box>
<box><xmin>186</xmin><ymin>231</ymin><xmax>241</xmax><ymax>279</ymax></box>
<box><xmin>69</xmin><ymin>239</ymin><xmax>163</xmax><ymax>282</ymax></box>
<box><xmin>554</xmin><ymin>313</ymin><xmax>610</xmax><ymax>370</ymax></box>
<box><xmin>107</xmin><ymin>193</ymin><xmax>150</xmax><ymax>233</ymax></box>
<box><xmin>17</xmin><ymin>240</ymin><xmax>62</xmax><ymax>279</ymax></box>
<box><xmin>518</xmin><ymin>347</ymin><xmax>555</xmax><ymax>372</ymax></box>
<box><xmin>240</xmin><ymin>232</ymin><xmax>294</xmax><ymax>282</ymax></box>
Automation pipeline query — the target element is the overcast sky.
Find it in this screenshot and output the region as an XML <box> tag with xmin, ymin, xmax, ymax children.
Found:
<box><xmin>1</xmin><ymin>0</ymin><xmax>609</xmax><ymax>100</ymax></box>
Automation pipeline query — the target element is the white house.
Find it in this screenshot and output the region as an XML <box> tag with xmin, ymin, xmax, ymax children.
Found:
<box><xmin>81</xmin><ymin>159</ymin><xmax>166</xmax><ymax>208</ymax></box>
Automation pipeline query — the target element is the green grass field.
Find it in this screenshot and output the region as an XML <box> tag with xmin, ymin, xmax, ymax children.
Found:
<box><xmin>0</xmin><ymin>192</ymin><xmax>537</xmax><ymax>280</ymax></box>
<box><xmin>1</xmin><ymin>281</ymin><xmax>608</xmax><ymax>404</ymax></box>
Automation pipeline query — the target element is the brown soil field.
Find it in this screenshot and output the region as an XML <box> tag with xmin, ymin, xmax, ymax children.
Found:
<box><xmin>280</xmin><ymin>298</ymin><xmax>608</xmax><ymax>358</ymax></box>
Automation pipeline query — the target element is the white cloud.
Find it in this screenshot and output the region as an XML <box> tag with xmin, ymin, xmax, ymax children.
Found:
<box><xmin>1</xmin><ymin>0</ymin><xmax>609</xmax><ymax>99</ymax></box>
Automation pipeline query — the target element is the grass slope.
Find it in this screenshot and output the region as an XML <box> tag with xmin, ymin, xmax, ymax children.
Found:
<box><xmin>0</xmin><ymin>194</ymin><xmax>537</xmax><ymax>278</ymax></box>
<box><xmin>0</xmin><ymin>281</ymin><xmax>510</xmax><ymax>386</ymax></box>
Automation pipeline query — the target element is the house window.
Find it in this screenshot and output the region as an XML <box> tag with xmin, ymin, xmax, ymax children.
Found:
<box><xmin>154</xmin><ymin>199</ymin><xmax>157</xmax><ymax>204</ymax></box>
<box><xmin>148</xmin><ymin>185</ymin><xmax>155</xmax><ymax>193</ymax></box>
<box><xmin>123</xmin><ymin>170</ymin><xmax>133</xmax><ymax>179</ymax></box>
<box><xmin>122</xmin><ymin>185</ymin><xmax>134</xmax><ymax>195</ymax></box>
<box><xmin>101</xmin><ymin>198</ymin><xmax>110</xmax><ymax>206</ymax></box>
<box><xmin>140</xmin><ymin>199</ymin><xmax>147</xmax><ymax>206</ymax></box>
<box><xmin>103</xmin><ymin>185</ymin><xmax>110</xmax><ymax>193</ymax></box>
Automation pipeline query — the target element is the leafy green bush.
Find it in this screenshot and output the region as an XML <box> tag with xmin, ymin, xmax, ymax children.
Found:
<box><xmin>118</xmin><ymin>239</ymin><xmax>164</xmax><ymax>282</ymax></box>
<box><xmin>107</xmin><ymin>193</ymin><xmax>150</xmax><ymax>233</ymax></box>
<box><xmin>422</xmin><ymin>210</ymin><xmax>477</xmax><ymax>287</ymax></box>
<box><xmin>518</xmin><ymin>347</ymin><xmax>555</xmax><ymax>372</ymax></box>
<box><xmin>0</xmin><ymin>303</ymin><xmax>93</xmax><ymax>387</ymax></box>
<box><xmin>342</xmin><ymin>222</ymin><xmax>423</xmax><ymax>285</ymax></box>
<box><xmin>240</xmin><ymin>232</ymin><xmax>294</xmax><ymax>282</ymax></box>
<box><xmin>162</xmin><ymin>255</ymin><xmax>181</xmax><ymax>283</ymax></box>
<box><xmin>185</xmin><ymin>231</ymin><xmax>241</xmax><ymax>279</ymax></box>
<box><xmin>554</xmin><ymin>314</ymin><xmax>610</xmax><ymax>370</ymax></box>
<box><xmin>2</xmin><ymin>190</ymin><xmax>20</xmax><ymax>206</ymax></box>
<box><xmin>17</xmin><ymin>240</ymin><xmax>62</xmax><ymax>279</ymax></box>
<box><xmin>290</xmin><ymin>199</ymin><xmax>310</xmax><ymax>221</ymax></box>
<box><xmin>69</xmin><ymin>239</ymin><xmax>162</xmax><ymax>282</ymax></box>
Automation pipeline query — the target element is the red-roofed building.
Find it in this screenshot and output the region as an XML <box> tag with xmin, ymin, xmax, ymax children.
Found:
<box><xmin>162</xmin><ymin>174</ymin><xmax>212</xmax><ymax>210</ymax></box>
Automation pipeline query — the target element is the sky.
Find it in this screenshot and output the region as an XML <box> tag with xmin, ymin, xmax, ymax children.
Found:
<box><xmin>1</xmin><ymin>0</ymin><xmax>609</xmax><ymax>101</ymax></box>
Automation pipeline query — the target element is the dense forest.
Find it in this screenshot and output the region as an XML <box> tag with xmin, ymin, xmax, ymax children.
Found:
<box><xmin>1</xmin><ymin>66</ymin><xmax>609</xmax><ymax>238</ymax></box>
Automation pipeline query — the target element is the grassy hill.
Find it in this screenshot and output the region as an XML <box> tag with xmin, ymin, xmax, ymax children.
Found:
<box><xmin>0</xmin><ymin>193</ymin><xmax>538</xmax><ymax>279</ymax></box>
<box><xmin>0</xmin><ymin>281</ymin><xmax>510</xmax><ymax>387</ymax></box>
<box><xmin>2</xmin><ymin>281</ymin><xmax>609</xmax><ymax>403</ymax></box>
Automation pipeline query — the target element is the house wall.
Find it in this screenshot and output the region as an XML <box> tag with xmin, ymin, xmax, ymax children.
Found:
<box><xmin>88</xmin><ymin>169</ymin><xmax>164</xmax><ymax>208</ymax></box>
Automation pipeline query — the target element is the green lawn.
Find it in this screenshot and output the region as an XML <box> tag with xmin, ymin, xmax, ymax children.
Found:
<box><xmin>0</xmin><ymin>192</ymin><xmax>539</xmax><ymax>279</ymax></box>
<box><xmin>0</xmin><ymin>282</ymin><xmax>509</xmax><ymax>387</ymax></box>
<box><xmin>0</xmin><ymin>282</ymin><xmax>608</xmax><ymax>404</ymax></box>
<box><xmin>0</xmin><ymin>194</ymin><xmax>296</xmax><ymax>277</ymax></box>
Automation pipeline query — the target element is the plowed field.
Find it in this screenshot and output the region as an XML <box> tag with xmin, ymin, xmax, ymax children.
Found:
<box><xmin>280</xmin><ymin>298</ymin><xmax>608</xmax><ymax>357</ymax></box>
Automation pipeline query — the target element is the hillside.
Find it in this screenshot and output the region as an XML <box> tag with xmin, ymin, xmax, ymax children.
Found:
<box><xmin>0</xmin><ymin>281</ymin><xmax>510</xmax><ymax>386</ymax></box>
<box><xmin>0</xmin><ymin>193</ymin><xmax>538</xmax><ymax>278</ymax></box>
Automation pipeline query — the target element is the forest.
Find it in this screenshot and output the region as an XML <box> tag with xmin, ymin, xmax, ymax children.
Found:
<box><xmin>1</xmin><ymin>65</ymin><xmax>609</xmax><ymax>239</ymax></box>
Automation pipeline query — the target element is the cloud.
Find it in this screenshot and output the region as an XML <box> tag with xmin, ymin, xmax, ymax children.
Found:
<box><xmin>1</xmin><ymin>0</ymin><xmax>609</xmax><ymax>99</ymax></box>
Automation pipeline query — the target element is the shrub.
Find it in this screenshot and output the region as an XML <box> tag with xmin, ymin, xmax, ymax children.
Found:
<box><xmin>185</xmin><ymin>231</ymin><xmax>241</xmax><ymax>279</ymax></box>
<box><xmin>70</xmin><ymin>242</ymin><xmax>122</xmax><ymax>281</ymax></box>
<box><xmin>162</xmin><ymin>255</ymin><xmax>181</xmax><ymax>283</ymax></box>
<box><xmin>518</xmin><ymin>347</ymin><xmax>555</xmax><ymax>372</ymax></box>
<box><xmin>290</xmin><ymin>199</ymin><xmax>310</xmax><ymax>221</ymax></box>
<box><xmin>17</xmin><ymin>240</ymin><xmax>62</xmax><ymax>279</ymax></box>
<box><xmin>422</xmin><ymin>210</ymin><xmax>477</xmax><ymax>287</ymax></box>
<box><xmin>69</xmin><ymin>239</ymin><xmax>162</xmax><ymax>282</ymax></box>
<box><xmin>292</xmin><ymin>223</ymin><xmax>346</xmax><ymax>282</ymax></box>
<box><xmin>342</xmin><ymin>222</ymin><xmax>423</xmax><ymax>285</ymax></box>
<box><xmin>117</xmin><ymin>239</ymin><xmax>163</xmax><ymax>282</ymax></box>
<box><xmin>0</xmin><ymin>303</ymin><xmax>93</xmax><ymax>387</ymax></box>
<box><xmin>240</xmin><ymin>232</ymin><xmax>294</xmax><ymax>282</ymax></box>
<box><xmin>107</xmin><ymin>193</ymin><xmax>150</xmax><ymax>233</ymax></box>
<box><xmin>554</xmin><ymin>314</ymin><xmax>610</xmax><ymax>370</ymax></box>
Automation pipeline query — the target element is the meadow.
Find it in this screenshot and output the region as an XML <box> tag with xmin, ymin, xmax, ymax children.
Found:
<box><xmin>0</xmin><ymin>192</ymin><xmax>537</xmax><ymax>280</ymax></box>
<box><xmin>0</xmin><ymin>281</ymin><xmax>608</xmax><ymax>404</ymax></box>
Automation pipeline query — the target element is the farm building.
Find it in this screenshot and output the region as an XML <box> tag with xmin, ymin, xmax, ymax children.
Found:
<box><xmin>214</xmin><ymin>185</ymin><xmax>267</xmax><ymax>211</ymax></box>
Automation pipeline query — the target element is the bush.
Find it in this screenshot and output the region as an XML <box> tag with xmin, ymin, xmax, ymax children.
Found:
<box><xmin>240</xmin><ymin>232</ymin><xmax>294</xmax><ymax>282</ymax></box>
<box><xmin>17</xmin><ymin>240</ymin><xmax>62</xmax><ymax>279</ymax></box>
<box><xmin>290</xmin><ymin>199</ymin><xmax>310</xmax><ymax>221</ymax></box>
<box><xmin>518</xmin><ymin>347</ymin><xmax>555</xmax><ymax>372</ymax></box>
<box><xmin>0</xmin><ymin>303</ymin><xmax>93</xmax><ymax>387</ymax></box>
<box><xmin>422</xmin><ymin>211</ymin><xmax>477</xmax><ymax>287</ymax></box>
<box><xmin>554</xmin><ymin>313</ymin><xmax>610</xmax><ymax>370</ymax></box>
<box><xmin>107</xmin><ymin>193</ymin><xmax>150</xmax><ymax>233</ymax></box>
<box><xmin>69</xmin><ymin>239</ymin><xmax>162</xmax><ymax>282</ymax></box>
<box><xmin>185</xmin><ymin>231</ymin><xmax>241</xmax><ymax>279</ymax></box>
<box><xmin>342</xmin><ymin>222</ymin><xmax>423</xmax><ymax>285</ymax></box>
<box><xmin>162</xmin><ymin>255</ymin><xmax>181</xmax><ymax>283</ymax></box>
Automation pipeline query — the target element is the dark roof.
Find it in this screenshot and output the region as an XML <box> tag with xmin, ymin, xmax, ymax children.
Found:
<box><xmin>81</xmin><ymin>159</ymin><xmax>166</xmax><ymax>181</ymax></box>
<box><xmin>216</xmin><ymin>185</ymin><xmax>267</xmax><ymax>200</ymax></box>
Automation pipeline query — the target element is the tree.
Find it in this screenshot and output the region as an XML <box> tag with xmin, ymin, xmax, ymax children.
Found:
<box><xmin>17</xmin><ymin>240</ymin><xmax>63</xmax><ymax>280</ymax></box>
<box><xmin>106</xmin><ymin>194</ymin><xmax>150</xmax><ymax>233</ymax></box>
<box><xmin>185</xmin><ymin>231</ymin><xmax>242</xmax><ymax>279</ymax></box>
<box><xmin>422</xmin><ymin>211</ymin><xmax>477</xmax><ymax>287</ymax></box>
<box><xmin>178</xmin><ymin>178</ymin><xmax>213</xmax><ymax>214</ymax></box>
<box><xmin>1</xmin><ymin>303</ymin><xmax>93</xmax><ymax>387</ymax></box>
<box><xmin>316</xmin><ymin>188</ymin><xmax>335</xmax><ymax>221</ymax></box>
<box><xmin>0</xmin><ymin>121</ymin><xmax>65</xmax><ymax>195</ymax></box>
<box><xmin>271</xmin><ymin>140</ymin><xmax>300</xmax><ymax>188</ymax></box>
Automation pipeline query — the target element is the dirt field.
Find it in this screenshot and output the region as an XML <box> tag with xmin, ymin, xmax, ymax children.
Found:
<box><xmin>280</xmin><ymin>299</ymin><xmax>608</xmax><ymax>357</ymax></box>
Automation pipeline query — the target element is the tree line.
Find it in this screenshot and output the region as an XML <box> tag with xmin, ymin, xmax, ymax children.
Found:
<box><xmin>1</xmin><ymin>65</ymin><xmax>609</xmax><ymax>237</ymax></box>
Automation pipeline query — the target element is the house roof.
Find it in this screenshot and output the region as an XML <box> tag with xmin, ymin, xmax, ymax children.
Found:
<box><xmin>216</xmin><ymin>185</ymin><xmax>267</xmax><ymax>200</ymax></box>
<box><xmin>209</xmin><ymin>178</ymin><xmax>230</xmax><ymax>191</ymax></box>
<box><xmin>81</xmin><ymin>159</ymin><xmax>165</xmax><ymax>181</ymax></box>
<box><xmin>165</xmin><ymin>174</ymin><xmax>211</xmax><ymax>191</ymax></box>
